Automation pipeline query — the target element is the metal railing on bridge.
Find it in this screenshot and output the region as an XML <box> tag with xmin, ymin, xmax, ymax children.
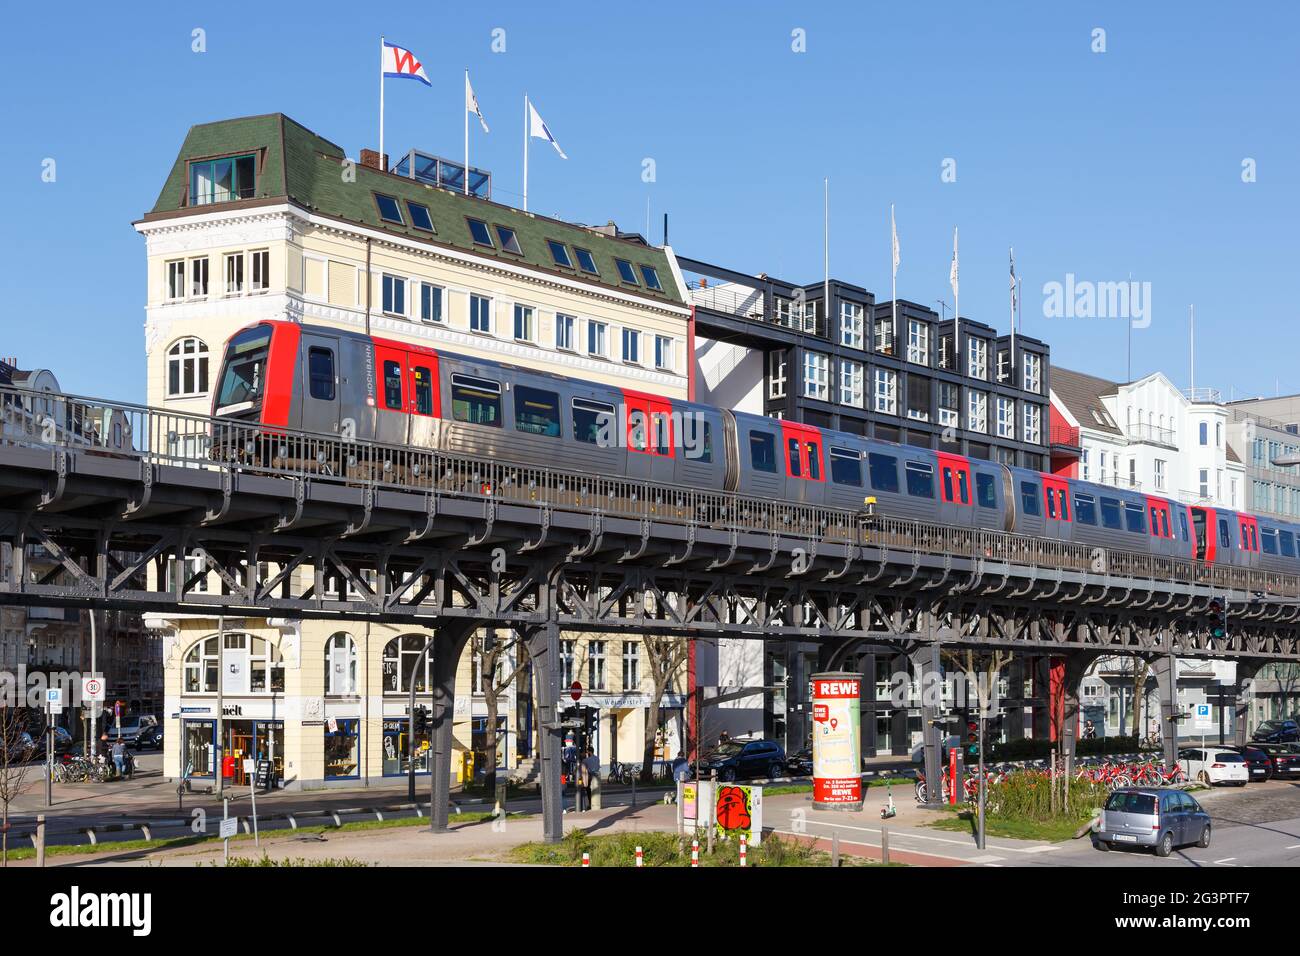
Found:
<box><xmin>3</xmin><ymin>383</ymin><xmax>1299</xmax><ymax>602</ymax></box>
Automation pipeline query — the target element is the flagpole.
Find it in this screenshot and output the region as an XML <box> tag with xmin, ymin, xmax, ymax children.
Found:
<box><xmin>823</xmin><ymin>178</ymin><xmax>829</xmax><ymax>335</ymax></box>
<box><xmin>464</xmin><ymin>69</ymin><xmax>470</xmax><ymax>196</ymax></box>
<box><xmin>379</xmin><ymin>36</ymin><xmax>385</xmax><ymax>169</ymax></box>
<box><xmin>1009</xmin><ymin>247</ymin><xmax>1016</xmax><ymax>382</ymax></box>
<box><xmin>954</xmin><ymin>227</ymin><xmax>960</xmax><ymax>375</ymax></box>
<box><xmin>523</xmin><ymin>94</ymin><xmax>529</xmax><ymax>212</ymax></box>
<box><xmin>890</xmin><ymin>204</ymin><xmax>897</xmax><ymax>355</ymax></box>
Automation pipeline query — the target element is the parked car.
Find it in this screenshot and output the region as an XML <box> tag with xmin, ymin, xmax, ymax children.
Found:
<box><xmin>4</xmin><ymin>731</ymin><xmax>38</xmax><ymax>763</ymax></box>
<box><xmin>700</xmin><ymin>739</ymin><xmax>787</xmax><ymax>781</ymax></box>
<box><xmin>1178</xmin><ymin>747</ymin><xmax>1249</xmax><ymax>786</ymax></box>
<box><xmin>109</xmin><ymin>714</ymin><xmax>159</xmax><ymax>743</ymax></box>
<box><xmin>133</xmin><ymin>725</ymin><xmax>164</xmax><ymax>750</ymax></box>
<box><xmin>1249</xmin><ymin>742</ymin><xmax>1300</xmax><ymax>778</ymax></box>
<box><xmin>785</xmin><ymin>748</ymin><xmax>813</xmax><ymax>776</ymax></box>
<box><xmin>1094</xmin><ymin>787</ymin><xmax>1212</xmax><ymax>857</ymax></box>
<box><xmin>32</xmin><ymin>726</ymin><xmax>76</xmax><ymax>761</ymax></box>
<box><xmin>1234</xmin><ymin>744</ymin><xmax>1273</xmax><ymax>781</ymax></box>
<box><xmin>1251</xmin><ymin>719</ymin><xmax>1300</xmax><ymax>743</ymax></box>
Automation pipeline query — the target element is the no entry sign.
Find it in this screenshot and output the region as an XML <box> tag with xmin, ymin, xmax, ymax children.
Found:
<box><xmin>570</xmin><ymin>681</ymin><xmax>583</xmax><ymax>702</ymax></box>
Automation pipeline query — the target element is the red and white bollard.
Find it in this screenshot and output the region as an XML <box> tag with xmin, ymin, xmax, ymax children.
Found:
<box><xmin>635</xmin><ymin>845</ymin><xmax>644</xmax><ymax>867</ymax></box>
<box><xmin>691</xmin><ymin>840</ymin><xmax>700</xmax><ymax>867</ymax></box>
<box><xmin>739</xmin><ymin>835</ymin><xmax>748</xmax><ymax>867</ymax></box>
<box><xmin>581</xmin><ymin>852</ymin><xmax>590</xmax><ymax>868</ymax></box>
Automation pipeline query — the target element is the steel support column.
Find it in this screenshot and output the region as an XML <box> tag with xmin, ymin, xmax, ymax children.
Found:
<box><xmin>1154</xmin><ymin>651</ymin><xmax>1180</xmax><ymax>769</ymax></box>
<box><xmin>430</xmin><ymin>620</ymin><xmax>477</xmax><ymax>833</ymax></box>
<box><xmin>1056</xmin><ymin>652</ymin><xmax>1103</xmax><ymax>771</ymax></box>
<box><xmin>527</xmin><ymin>621</ymin><xmax>564</xmax><ymax>844</ymax></box>
<box><xmin>1232</xmin><ymin>661</ymin><xmax>1262</xmax><ymax>747</ymax></box>
<box><xmin>910</xmin><ymin>640</ymin><xmax>943</xmax><ymax>805</ymax></box>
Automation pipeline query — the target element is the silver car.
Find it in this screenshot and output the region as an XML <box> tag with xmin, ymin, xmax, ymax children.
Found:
<box><xmin>1094</xmin><ymin>787</ymin><xmax>1211</xmax><ymax>857</ymax></box>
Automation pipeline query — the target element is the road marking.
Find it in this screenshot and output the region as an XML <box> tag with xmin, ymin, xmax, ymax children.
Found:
<box><xmin>1287</xmin><ymin>844</ymin><xmax>1300</xmax><ymax>849</ymax></box>
<box><xmin>1213</xmin><ymin>857</ymin><xmax>1237</xmax><ymax>865</ymax></box>
<box><xmin>791</xmin><ymin>815</ymin><xmax>1057</xmax><ymax>855</ymax></box>
<box><xmin>965</xmin><ymin>854</ymin><xmax>1006</xmax><ymax>863</ymax></box>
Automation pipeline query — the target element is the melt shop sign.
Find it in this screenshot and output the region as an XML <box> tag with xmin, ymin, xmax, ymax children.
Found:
<box><xmin>811</xmin><ymin>675</ymin><xmax>862</xmax><ymax>807</ymax></box>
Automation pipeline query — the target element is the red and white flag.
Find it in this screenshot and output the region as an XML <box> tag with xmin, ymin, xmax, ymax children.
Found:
<box><xmin>382</xmin><ymin>40</ymin><xmax>431</xmax><ymax>85</ymax></box>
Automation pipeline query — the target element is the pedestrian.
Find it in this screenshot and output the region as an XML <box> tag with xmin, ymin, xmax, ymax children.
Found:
<box><xmin>582</xmin><ymin>747</ymin><xmax>600</xmax><ymax>805</ymax></box>
<box><xmin>111</xmin><ymin>736</ymin><xmax>126</xmax><ymax>779</ymax></box>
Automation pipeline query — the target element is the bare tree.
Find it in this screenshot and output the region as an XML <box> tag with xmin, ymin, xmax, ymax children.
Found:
<box><xmin>475</xmin><ymin>629</ymin><xmax>530</xmax><ymax>797</ymax></box>
<box><xmin>639</xmin><ymin>635</ymin><xmax>690</xmax><ymax>783</ymax></box>
<box><xmin>1128</xmin><ymin>656</ymin><xmax>1152</xmax><ymax>740</ymax></box>
<box><xmin>941</xmin><ymin>648</ymin><xmax>1015</xmax><ymax>718</ymax></box>
<box><xmin>0</xmin><ymin>707</ymin><xmax>35</xmax><ymax>867</ymax></box>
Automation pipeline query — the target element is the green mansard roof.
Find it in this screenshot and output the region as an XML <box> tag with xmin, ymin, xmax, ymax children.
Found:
<box><xmin>143</xmin><ymin>113</ymin><xmax>684</xmax><ymax>306</ymax></box>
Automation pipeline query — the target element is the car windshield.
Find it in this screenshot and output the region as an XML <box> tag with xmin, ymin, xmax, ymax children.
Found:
<box><xmin>712</xmin><ymin>743</ymin><xmax>745</xmax><ymax>758</ymax></box>
<box><xmin>1105</xmin><ymin>792</ymin><xmax>1156</xmax><ymax>814</ymax></box>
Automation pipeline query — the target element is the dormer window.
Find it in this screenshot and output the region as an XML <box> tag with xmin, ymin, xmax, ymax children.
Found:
<box><xmin>614</xmin><ymin>258</ymin><xmax>638</xmax><ymax>284</ymax></box>
<box><xmin>406</xmin><ymin>201</ymin><xmax>434</xmax><ymax>232</ymax></box>
<box><xmin>374</xmin><ymin>194</ymin><xmax>404</xmax><ymax>225</ymax></box>
<box><xmin>574</xmin><ymin>248</ymin><xmax>599</xmax><ymax>275</ymax></box>
<box><xmin>547</xmin><ymin>240</ymin><xmax>573</xmax><ymax>268</ymax></box>
<box><xmin>467</xmin><ymin>217</ymin><xmax>494</xmax><ymax>247</ymax></box>
<box><xmin>496</xmin><ymin>226</ymin><xmax>522</xmax><ymax>255</ymax></box>
<box><xmin>640</xmin><ymin>265</ymin><xmax>663</xmax><ymax>291</ymax></box>
<box><xmin>189</xmin><ymin>154</ymin><xmax>256</xmax><ymax>206</ymax></box>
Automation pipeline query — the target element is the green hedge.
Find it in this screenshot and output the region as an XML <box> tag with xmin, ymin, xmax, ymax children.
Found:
<box><xmin>988</xmin><ymin>735</ymin><xmax>1138</xmax><ymax>762</ymax></box>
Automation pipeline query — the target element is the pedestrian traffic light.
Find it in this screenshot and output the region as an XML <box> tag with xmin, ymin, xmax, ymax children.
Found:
<box><xmin>1206</xmin><ymin>598</ymin><xmax>1228</xmax><ymax>641</ymax></box>
<box><xmin>413</xmin><ymin>706</ymin><xmax>429</xmax><ymax>735</ymax></box>
<box><xmin>965</xmin><ymin>717</ymin><xmax>980</xmax><ymax>759</ymax></box>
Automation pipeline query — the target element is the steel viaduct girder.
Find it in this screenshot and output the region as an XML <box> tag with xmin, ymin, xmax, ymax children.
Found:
<box><xmin>1</xmin><ymin>440</ymin><xmax>1299</xmax><ymax>665</ymax></box>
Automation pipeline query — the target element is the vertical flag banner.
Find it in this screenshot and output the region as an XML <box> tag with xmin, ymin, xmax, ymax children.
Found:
<box><xmin>379</xmin><ymin>38</ymin><xmax>431</xmax><ymax>172</ymax></box>
<box><xmin>890</xmin><ymin>204</ymin><xmax>900</xmax><ymax>351</ymax></box>
<box><xmin>465</xmin><ymin>70</ymin><xmax>489</xmax><ymax>196</ymax></box>
<box><xmin>523</xmin><ymin>96</ymin><xmax>566</xmax><ymax>211</ymax></box>
<box><xmin>949</xmin><ymin>227</ymin><xmax>960</xmax><ymax>373</ymax></box>
<box><xmin>1009</xmin><ymin>247</ymin><xmax>1018</xmax><ymax>372</ymax></box>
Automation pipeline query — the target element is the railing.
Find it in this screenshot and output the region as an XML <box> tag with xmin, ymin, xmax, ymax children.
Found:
<box><xmin>1049</xmin><ymin>423</ymin><xmax>1080</xmax><ymax>447</ymax></box>
<box><xmin>1097</xmin><ymin>474</ymin><xmax>1142</xmax><ymax>491</ymax></box>
<box><xmin>1126</xmin><ymin>422</ymin><xmax>1178</xmax><ymax>447</ymax></box>
<box><xmin>4</xmin><ymin>384</ymin><xmax>1300</xmax><ymax>602</ymax></box>
<box><xmin>686</xmin><ymin>282</ymin><xmax>765</xmax><ymax>320</ymax></box>
<box><xmin>1183</xmin><ymin>386</ymin><xmax>1222</xmax><ymax>404</ymax></box>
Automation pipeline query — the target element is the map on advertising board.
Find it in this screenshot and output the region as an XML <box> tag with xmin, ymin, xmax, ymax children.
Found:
<box><xmin>811</xmin><ymin>674</ymin><xmax>862</xmax><ymax>807</ymax></box>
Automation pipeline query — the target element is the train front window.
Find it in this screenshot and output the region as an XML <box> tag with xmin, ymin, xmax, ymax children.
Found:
<box><xmin>450</xmin><ymin>374</ymin><xmax>502</xmax><ymax>427</ymax></box>
<box><xmin>573</xmin><ymin>398</ymin><xmax>615</xmax><ymax>446</ymax></box>
<box><xmin>383</xmin><ymin>361</ymin><xmax>403</xmax><ymax>410</ymax></box>
<box><xmin>515</xmin><ymin>385</ymin><xmax>561</xmax><ymax>437</ymax></box>
<box><xmin>214</xmin><ymin>325</ymin><xmax>271</xmax><ymax>413</ymax></box>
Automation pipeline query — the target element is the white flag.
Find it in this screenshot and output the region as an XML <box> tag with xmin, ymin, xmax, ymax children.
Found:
<box><xmin>949</xmin><ymin>227</ymin><xmax>959</xmax><ymax>298</ymax></box>
<box><xmin>466</xmin><ymin>71</ymin><xmax>489</xmax><ymax>133</ymax></box>
<box><xmin>1009</xmin><ymin>247</ymin><xmax>1017</xmax><ymax>311</ymax></box>
<box><xmin>528</xmin><ymin>100</ymin><xmax>567</xmax><ymax>159</ymax></box>
<box><xmin>891</xmin><ymin>205</ymin><xmax>900</xmax><ymax>278</ymax></box>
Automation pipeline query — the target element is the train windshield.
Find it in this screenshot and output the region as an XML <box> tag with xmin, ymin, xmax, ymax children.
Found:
<box><xmin>215</xmin><ymin>325</ymin><xmax>272</xmax><ymax>415</ymax></box>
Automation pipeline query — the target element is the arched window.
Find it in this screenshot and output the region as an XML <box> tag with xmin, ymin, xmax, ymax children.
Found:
<box><xmin>167</xmin><ymin>337</ymin><xmax>210</xmax><ymax>397</ymax></box>
<box><xmin>182</xmin><ymin>633</ymin><xmax>283</xmax><ymax>693</ymax></box>
<box><xmin>382</xmin><ymin>635</ymin><xmax>433</xmax><ymax>694</ymax></box>
<box><xmin>325</xmin><ymin>632</ymin><xmax>358</xmax><ymax>696</ymax></box>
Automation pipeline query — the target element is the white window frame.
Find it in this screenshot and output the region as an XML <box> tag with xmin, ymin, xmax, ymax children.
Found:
<box><xmin>907</xmin><ymin>320</ymin><xmax>929</xmax><ymax>365</ymax></box>
<box><xmin>419</xmin><ymin>282</ymin><xmax>444</xmax><ymax>324</ymax></box>
<box><xmin>873</xmin><ymin>368</ymin><xmax>897</xmax><ymax>415</ymax></box>
<box><xmin>967</xmin><ymin>389</ymin><xmax>988</xmax><ymax>433</ymax></box>
<box><xmin>1022</xmin><ymin>353</ymin><xmax>1041</xmax><ymax>393</ymax></box>
<box><xmin>189</xmin><ymin>256</ymin><xmax>209</xmax><ymax>298</ymax></box>
<box><xmin>249</xmin><ymin>248</ymin><xmax>270</xmax><ymax>293</ymax></box>
<box><xmin>166</xmin><ymin>337</ymin><xmax>210</xmax><ymax>399</ymax></box>
<box><xmin>1154</xmin><ymin>458</ymin><xmax>1166</xmax><ymax>491</ymax></box>
<box><xmin>382</xmin><ymin>273</ymin><xmax>406</xmax><ymax>317</ymax></box>
<box><xmin>654</xmin><ymin>334</ymin><xmax>674</xmax><ymax>372</ymax></box>
<box><xmin>768</xmin><ymin>350</ymin><xmax>787</xmax><ymax>399</ymax></box>
<box><xmin>803</xmin><ymin>351</ymin><xmax>829</xmax><ymax>401</ymax></box>
<box><xmin>587</xmin><ymin>319</ymin><xmax>608</xmax><ymax>358</ymax></box>
<box><xmin>513</xmin><ymin>303</ymin><xmax>535</xmax><ymax>342</ymax></box>
<box><xmin>839</xmin><ymin>359</ymin><xmax>864</xmax><ymax>408</ymax></box>
<box><xmin>968</xmin><ymin>338</ymin><xmax>987</xmax><ymax>380</ymax></box>
<box><xmin>223</xmin><ymin>252</ymin><xmax>244</xmax><ymax>296</ymax></box>
<box><xmin>996</xmin><ymin>396</ymin><xmax>1015</xmax><ymax>438</ymax></box>
<box><xmin>1022</xmin><ymin>403</ymin><xmax>1041</xmax><ymax>444</ymax></box>
<box><xmin>555</xmin><ymin>313</ymin><xmax>576</xmax><ymax>352</ymax></box>
<box><xmin>621</xmin><ymin>641</ymin><xmax>640</xmax><ymax>690</ymax></box>
<box><xmin>622</xmin><ymin>327</ymin><xmax>640</xmax><ymax>364</ymax></box>
<box><xmin>469</xmin><ymin>293</ymin><xmax>492</xmax><ymax>334</ymax></box>
<box><xmin>840</xmin><ymin>301</ymin><xmax>864</xmax><ymax>349</ymax></box>
<box><xmin>166</xmin><ymin>259</ymin><xmax>185</xmax><ymax>301</ymax></box>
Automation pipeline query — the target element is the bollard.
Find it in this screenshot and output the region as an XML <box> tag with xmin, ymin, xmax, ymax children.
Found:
<box><xmin>631</xmin><ymin>776</ymin><xmax>637</xmax><ymax>810</ymax></box>
<box><xmin>739</xmin><ymin>835</ymin><xmax>748</xmax><ymax>867</ymax></box>
<box><xmin>635</xmin><ymin>845</ymin><xmax>644</xmax><ymax>867</ymax></box>
<box><xmin>36</xmin><ymin>815</ymin><xmax>45</xmax><ymax>868</ymax></box>
<box><xmin>881</xmin><ymin>824</ymin><xmax>890</xmax><ymax>865</ymax></box>
<box><xmin>581</xmin><ymin>852</ymin><xmax>590</xmax><ymax>868</ymax></box>
<box><xmin>590</xmin><ymin>773</ymin><xmax>602</xmax><ymax>811</ymax></box>
<box><xmin>691</xmin><ymin>839</ymin><xmax>699</xmax><ymax>867</ymax></box>
<box><xmin>831</xmin><ymin>830</ymin><xmax>840</xmax><ymax>868</ymax></box>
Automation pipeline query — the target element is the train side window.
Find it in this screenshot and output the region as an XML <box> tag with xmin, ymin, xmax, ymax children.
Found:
<box><xmin>1100</xmin><ymin>498</ymin><xmax>1123</xmax><ymax>530</ymax></box>
<box><xmin>1178</xmin><ymin>511</ymin><xmax>1189</xmax><ymax>541</ymax></box>
<box><xmin>686</xmin><ymin>420</ymin><xmax>713</xmax><ymax>464</ymax></box>
<box><xmin>750</xmin><ymin>432</ymin><xmax>777</xmax><ymax>473</ymax></box>
<box><xmin>905</xmin><ymin>461</ymin><xmax>934</xmax><ymax>498</ymax></box>
<box><xmin>515</xmin><ymin>385</ymin><xmax>561</xmax><ymax>437</ymax></box>
<box><xmin>1057</xmin><ymin>490</ymin><xmax>1070</xmax><ymax>521</ymax></box>
<box><xmin>1261</xmin><ymin>528</ymin><xmax>1279</xmax><ymax>555</ymax></box>
<box><xmin>450</xmin><ymin>373</ymin><xmax>502</xmax><ymax>427</ymax></box>
<box><xmin>1046</xmin><ymin>490</ymin><xmax>1057</xmax><ymax>519</ymax></box>
<box><xmin>975</xmin><ymin>473</ymin><xmax>997</xmax><ymax>508</ymax></box>
<box><xmin>1074</xmin><ymin>494</ymin><xmax>1098</xmax><ymax>525</ymax></box>
<box><xmin>829</xmin><ymin>447</ymin><xmax>862</xmax><ymax>486</ymax></box>
<box><xmin>1124</xmin><ymin>502</ymin><xmax>1146</xmax><ymax>534</ymax></box>
<box><xmin>942</xmin><ymin>467</ymin><xmax>954</xmax><ymax>503</ymax></box>
<box><xmin>412</xmin><ymin>365</ymin><xmax>434</xmax><ymax>416</ymax></box>
<box><xmin>957</xmin><ymin>470</ymin><xmax>970</xmax><ymax>505</ymax></box>
<box><xmin>383</xmin><ymin>360</ymin><xmax>403</xmax><ymax>410</ymax></box>
<box><xmin>653</xmin><ymin>413</ymin><xmax>671</xmax><ymax>455</ymax></box>
<box><xmin>1219</xmin><ymin>518</ymin><xmax>1231</xmax><ymax>549</ymax></box>
<box><xmin>1280</xmin><ymin>530</ymin><xmax>1295</xmax><ymax>558</ymax></box>
<box><xmin>868</xmin><ymin>453</ymin><xmax>899</xmax><ymax>493</ymax></box>
<box><xmin>628</xmin><ymin>410</ymin><xmax>648</xmax><ymax>451</ymax></box>
<box><xmin>1020</xmin><ymin>481</ymin><xmax>1040</xmax><ymax>517</ymax></box>
<box><xmin>308</xmin><ymin>347</ymin><xmax>335</xmax><ymax>401</ymax></box>
<box><xmin>806</xmin><ymin>442</ymin><xmax>821</xmax><ymax>480</ymax></box>
<box><xmin>573</xmin><ymin>398</ymin><xmax>615</xmax><ymax>445</ymax></box>
<box><xmin>787</xmin><ymin>438</ymin><xmax>802</xmax><ymax>477</ymax></box>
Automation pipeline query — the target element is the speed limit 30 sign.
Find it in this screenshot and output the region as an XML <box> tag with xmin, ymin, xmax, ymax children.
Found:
<box><xmin>81</xmin><ymin>676</ymin><xmax>106</xmax><ymax>703</ymax></box>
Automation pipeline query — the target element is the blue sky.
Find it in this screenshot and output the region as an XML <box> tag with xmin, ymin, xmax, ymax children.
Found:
<box><xmin>2</xmin><ymin>2</ymin><xmax>1296</xmax><ymax>402</ymax></box>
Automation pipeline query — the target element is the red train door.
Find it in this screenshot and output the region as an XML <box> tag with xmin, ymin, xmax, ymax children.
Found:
<box><xmin>372</xmin><ymin>343</ymin><xmax>409</xmax><ymax>445</ymax></box>
<box><xmin>1041</xmin><ymin>475</ymin><xmax>1071</xmax><ymax>540</ymax></box>
<box><xmin>623</xmin><ymin>388</ymin><xmax>675</xmax><ymax>482</ymax></box>
<box><xmin>1190</xmin><ymin>506</ymin><xmax>1216</xmax><ymax>561</ymax></box>
<box><xmin>1145</xmin><ymin>496</ymin><xmax>1173</xmax><ymax>541</ymax></box>
<box><xmin>1238</xmin><ymin>515</ymin><xmax>1260</xmax><ymax>554</ymax></box>
<box><xmin>778</xmin><ymin>421</ymin><xmax>824</xmax><ymax>502</ymax></box>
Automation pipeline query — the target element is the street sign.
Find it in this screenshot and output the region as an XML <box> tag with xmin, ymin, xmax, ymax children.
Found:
<box><xmin>46</xmin><ymin>688</ymin><xmax>62</xmax><ymax>707</ymax></box>
<box><xmin>218</xmin><ymin>818</ymin><xmax>238</xmax><ymax>839</ymax></box>
<box><xmin>1192</xmin><ymin>703</ymin><xmax>1214</xmax><ymax>732</ymax></box>
<box><xmin>81</xmin><ymin>676</ymin><xmax>105</xmax><ymax>703</ymax></box>
<box><xmin>570</xmin><ymin>680</ymin><xmax>583</xmax><ymax>702</ymax></box>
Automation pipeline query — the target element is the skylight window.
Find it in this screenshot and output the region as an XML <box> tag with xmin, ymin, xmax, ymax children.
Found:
<box><xmin>614</xmin><ymin>258</ymin><xmax>638</xmax><ymax>284</ymax></box>
<box><xmin>467</xmin><ymin>218</ymin><xmax>494</xmax><ymax>247</ymax></box>
<box><xmin>640</xmin><ymin>265</ymin><xmax>663</xmax><ymax>291</ymax></box>
<box><xmin>574</xmin><ymin>248</ymin><xmax>599</xmax><ymax>275</ymax></box>
<box><xmin>497</xmin><ymin>226</ymin><xmax>522</xmax><ymax>255</ymax></box>
<box><xmin>547</xmin><ymin>240</ymin><xmax>573</xmax><ymax>268</ymax></box>
<box><xmin>406</xmin><ymin>201</ymin><xmax>434</xmax><ymax>232</ymax></box>
<box><xmin>375</xmin><ymin>194</ymin><xmax>404</xmax><ymax>225</ymax></box>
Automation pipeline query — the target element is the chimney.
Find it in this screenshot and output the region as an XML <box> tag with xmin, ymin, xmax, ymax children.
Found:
<box><xmin>360</xmin><ymin>149</ymin><xmax>389</xmax><ymax>171</ymax></box>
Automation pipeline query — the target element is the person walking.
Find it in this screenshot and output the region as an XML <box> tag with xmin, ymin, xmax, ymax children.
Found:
<box><xmin>111</xmin><ymin>736</ymin><xmax>127</xmax><ymax>779</ymax></box>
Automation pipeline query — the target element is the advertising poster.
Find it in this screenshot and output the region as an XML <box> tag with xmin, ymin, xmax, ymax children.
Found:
<box><xmin>811</xmin><ymin>672</ymin><xmax>863</xmax><ymax>809</ymax></box>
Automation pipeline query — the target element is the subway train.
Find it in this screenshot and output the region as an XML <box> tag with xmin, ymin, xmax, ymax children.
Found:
<box><xmin>210</xmin><ymin>319</ymin><xmax>1299</xmax><ymax>573</ymax></box>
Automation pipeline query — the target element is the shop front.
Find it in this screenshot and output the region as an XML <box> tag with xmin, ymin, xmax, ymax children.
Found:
<box><xmin>559</xmin><ymin>693</ymin><xmax>687</xmax><ymax>772</ymax></box>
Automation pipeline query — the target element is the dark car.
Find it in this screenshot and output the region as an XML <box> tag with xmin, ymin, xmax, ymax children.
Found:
<box><xmin>133</xmin><ymin>725</ymin><xmax>164</xmax><ymax>750</ymax></box>
<box><xmin>32</xmin><ymin>727</ymin><xmax>76</xmax><ymax>761</ymax></box>
<box><xmin>1250</xmin><ymin>742</ymin><xmax>1300</xmax><ymax>778</ymax></box>
<box><xmin>1234</xmin><ymin>745</ymin><xmax>1273</xmax><ymax>781</ymax></box>
<box><xmin>1094</xmin><ymin>787</ymin><xmax>1212</xmax><ymax>857</ymax></box>
<box><xmin>785</xmin><ymin>748</ymin><xmax>813</xmax><ymax>776</ymax></box>
<box><xmin>1252</xmin><ymin>719</ymin><xmax>1300</xmax><ymax>743</ymax></box>
<box><xmin>701</xmin><ymin>739</ymin><xmax>787</xmax><ymax>782</ymax></box>
<box><xmin>4</xmin><ymin>731</ymin><xmax>38</xmax><ymax>763</ymax></box>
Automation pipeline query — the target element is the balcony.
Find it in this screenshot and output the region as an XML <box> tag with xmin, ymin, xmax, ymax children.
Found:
<box><xmin>1098</xmin><ymin>474</ymin><xmax>1142</xmax><ymax>491</ymax></box>
<box><xmin>686</xmin><ymin>280</ymin><xmax>765</xmax><ymax>320</ymax></box>
<box><xmin>1049</xmin><ymin>423</ymin><xmax>1081</xmax><ymax>448</ymax></box>
<box><xmin>1125</xmin><ymin>422</ymin><xmax>1178</xmax><ymax>448</ymax></box>
<box><xmin>1183</xmin><ymin>386</ymin><xmax>1222</xmax><ymax>404</ymax></box>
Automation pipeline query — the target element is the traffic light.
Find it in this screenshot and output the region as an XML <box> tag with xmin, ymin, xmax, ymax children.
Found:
<box><xmin>965</xmin><ymin>715</ymin><xmax>980</xmax><ymax>760</ymax></box>
<box><xmin>413</xmin><ymin>706</ymin><xmax>429</xmax><ymax>735</ymax></box>
<box><xmin>1206</xmin><ymin>598</ymin><xmax>1228</xmax><ymax>641</ymax></box>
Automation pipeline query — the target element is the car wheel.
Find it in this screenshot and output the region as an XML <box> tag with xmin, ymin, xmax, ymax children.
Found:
<box><xmin>767</xmin><ymin>761</ymin><xmax>783</xmax><ymax>780</ymax></box>
<box><xmin>1197</xmin><ymin>824</ymin><xmax>1211</xmax><ymax>848</ymax></box>
<box><xmin>1155</xmin><ymin>831</ymin><xmax>1174</xmax><ymax>858</ymax></box>
<box><xmin>1198</xmin><ymin>770</ymin><xmax>1211</xmax><ymax>785</ymax></box>
<box><xmin>1093</xmin><ymin>836</ymin><xmax>1110</xmax><ymax>852</ymax></box>
<box><xmin>719</xmin><ymin>768</ymin><xmax>735</xmax><ymax>782</ymax></box>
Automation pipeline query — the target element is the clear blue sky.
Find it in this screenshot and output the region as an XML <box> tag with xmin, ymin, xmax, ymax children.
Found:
<box><xmin>2</xmin><ymin>2</ymin><xmax>1296</xmax><ymax>402</ymax></box>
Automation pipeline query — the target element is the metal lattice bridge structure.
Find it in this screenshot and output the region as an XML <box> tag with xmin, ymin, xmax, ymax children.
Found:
<box><xmin>2</xmin><ymin>385</ymin><xmax>1298</xmax><ymax>837</ymax></box>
